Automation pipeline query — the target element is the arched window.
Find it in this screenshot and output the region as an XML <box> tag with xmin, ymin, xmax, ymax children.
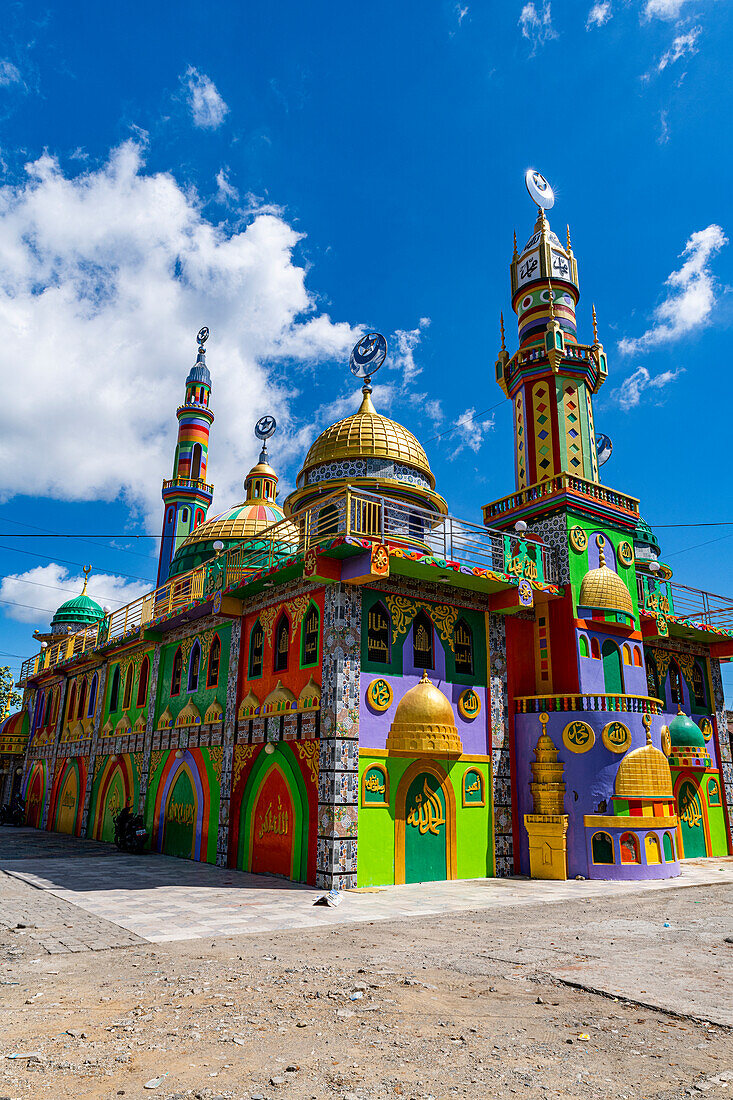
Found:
<box><xmin>367</xmin><ymin>602</ymin><xmax>390</xmax><ymax>664</ymax></box>
<box><xmin>620</xmin><ymin>832</ymin><xmax>640</xmax><ymax>864</ymax></box>
<box><xmin>622</xmin><ymin>644</ymin><xmax>631</xmax><ymax>665</ymax></box>
<box><xmin>601</xmin><ymin>639</ymin><xmax>624</xmax><ymax>694</ymax></box>
<box><xmin>122</xmin><ymin>665</ymin><xmax>134</xmax><ymax>710</ymax></box>
<box><xmin>188</xmin><ymin>641</ymin><xmax>201</xmax><ymax>692</ymax></box>
<box><xmin>88</xmin><ymin>674</ymin><xmax>98</xmax><ymax>717</ymax></box>
<box><xmin>274</xmin><ymin>614</ymin><xmax>290</xmax><ymax>672</ymax></box>
<box><xmin>66</xmin><ymin>682</ymin><xmax>77</xmax><ymax>722</ymax></box>
<box><xmin>33</xmin><ymin>691</ymin><xmax>44</xmax><ymax>727</ymax></box>
<box><xmin>317</xmin><ymin>503</ymin><xmax>339</xmax><ymax>538</ymax></box>
<box><xmin>578</xmin><ymin>635</ymin><xmax>590</xmax><ymax>658</ymax></box>
<box><xmin>669</xmin><ymin>660</ymin><xmax>684</xmax><ymax>707</ymax></box>
<box><xmin>707</xmin><ymin>777</ymin><xmax>721</xmax><ymax>806</ymax></box>
<box><xmin>171</xmin><ymin>648</ymin><xmax>183</xmax><ymax>696</ymax></box>
<box><xmin>249</xmin><ymin>620</ymin><xmax>263</xmax><ymax>678</ymax></box>
<box><xmin>691</xmin><ymin>661</ymin><xmax>706</xmax><ymax>707</ymax></box>
<box><xmin>645</xmin><ymin>833</ymin><xmax>662</xmax><ymax>865</ymax></box>
<box><xmin>109</xmin><ymin>666</ymin><xmax>121</xmax><ymax>712</ymax></box>
<box><xmin>412</xmin><ymin>610</ymin><xmax>434</xmax><ymax>670</ymax></box>
<box><xmin>633</xmin><ymin>646</ymin><xmax>642</xmax><ymax>667</ymax></box>
<box><xmin>190</xmin><ymin>443</ymin><xmax>202</xmax><ymax>481</ymax></box>
<box><xmin>454</xmin><ymin>619</ymin><xmax>473</xmax><ymax>675</ymax></box>
<box><xmin>42</xmin><ymin>691</ymin><xmax>53</xmax><ymax>728</ymax></box>
<box><xmin>646</xmin><ymin>654</ymin><xmax>660</xmax><ymax>699</ymax></box>
<box><xmin>590</xmin><ymin>637</ymin><xmax>601</xmax><ymax>660</ymax></box>
<box><xmin>51</xmin><ymin>688</ymin><xmax>60</xmax><ymax>724</ymax></box>
<box><xmin>77</xmin><ymin>679</ymin><xmax>88</xmax><ymax>719</ymax></box>
<box><xmin>301</xmin><ymin>604</ymin><xmax>319</xmax><ymax>667</ymax></box>
<box><xmin>181</xmin><ymin>507</ymin><xmax>189</xmax><ymax>523</ymax></box>
<box><xmin>663</xmin><ymin>831</ymin><xmax>675</xmax><ymax>862</ymax></box>
<box><xmin>592</xmin><ymin>831</ymin><xmax>614</xmax><ymax>864</ymax></box>
<box><xmin>136</xmin><ymin>657</ymin><xmax>150</xmax><ymax>708</ymax></box>
<box><xmin>206</xmin><ymin>635</ymin><xmax>221</xmax><ymax>688</ymax></box>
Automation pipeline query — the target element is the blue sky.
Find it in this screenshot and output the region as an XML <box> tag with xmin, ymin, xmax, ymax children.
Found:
<box><xmin>0</xmin><ymin>0</ymin><xmax>731</xmax><ymax>697</ymax></box>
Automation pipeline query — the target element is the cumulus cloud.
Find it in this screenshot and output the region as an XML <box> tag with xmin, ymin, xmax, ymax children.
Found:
<box><xmin>0</xmin><ymin>564</ymin><xmax>150</xmax><ymax>626</ymax></box>
<box><xmin>658</xmin><ymin>26</ymin><xmax>700</xmax><ymax>69</ymax></box>
<box><xmin>608</xmin><ymin>366</ymin><xmax>685</xmax><ymax>410</ymax></box>
<box><xmin>519</xmin><ymin>2</ymin><xmax>558</xmax><ymax>53</ymax></box>
<box><xmin>183</xmin><ymin>67</ymin><xmax>229</xmax><ymax>129</ymax></box>
<box><xmin>619</xmin><ymin>224</ymin><xmax>727</xmax><ymax>353</ymax></box>
<box><xmin>0</xmin><ymin>141</ymin><xmax>360</xmax><ymax>525</ymax></box>
<box><xmin>452</xmin><ymin>408</ymin><xmax>495</xmax><ymax>454</ymax></box>
<box><xmin>644</xmin><ymin>0</ymin><xmax>694</xmax><ymax>18</ymax></box>
<box><xmin>586</xmin><ymin>2</ymin><xmax>612</xmax><ymax>28</ymax></box>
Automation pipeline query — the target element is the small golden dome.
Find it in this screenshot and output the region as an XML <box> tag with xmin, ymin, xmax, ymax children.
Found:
<box><xmin>614</xmin><ymin>731</ymin><xmax>673</xmax><ymax>801</ymax></box>
<box><xmin>299</xmin><ymin>390</ymin><xmax>435</xmax><ymax>487</ymax></box>
<box><xmin>579</xmin><ymin>543</ymin><xmax>633</xmax><ymax>614</ymax></box>
<box><xmin>386</xmin><ymin>670</ymin><xmax>463</xmax><ymax>755</ymax></box>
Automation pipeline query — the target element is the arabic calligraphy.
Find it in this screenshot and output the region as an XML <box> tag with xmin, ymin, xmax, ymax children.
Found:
<box><xmin>258</xmin><ymin>796</ymin><xmax>290</xmax><ymax>840</ymax></box>
<box><xmin>362</xmin><ymin>764</ymin><xmax>389</xmax><ymax>806</ymax></box>
<box><xmin>601</xmin><ymin>721</ymin><xmax>630</xmax><ymax>754</ymax></box>
<box><xmin>679</xmin><ymin>787</ymin><xmax>702</xmax><ymax>829</ymax></box>
<box><xmin>458</xmin><ymin>688</ymin><xmax>481</xmax><ymax>720</ymax></box>
<box><xmin>562</xmin><ymin>720</ymin><xmax>595</xmax><ymax>754</ymax></box>
<box><xmin>406</xmin><ymin>779</ymin><xmax>445</xmax><ymax>836</ymax></box>
<box><xmin>367</xmin><ymin>678</ymin><xmax>393</xmax><ymax>713</ymax></box>
<box><xmin>365</xmin><ymin>774</ymin><xmax>385</xmax><ymax>794</ymax></box>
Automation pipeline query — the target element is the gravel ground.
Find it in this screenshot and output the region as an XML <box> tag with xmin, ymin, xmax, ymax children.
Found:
<box><xmin>2</xmin><ymin>872</ymin><xmax>732</xmax><ymax>1100</ymax></box>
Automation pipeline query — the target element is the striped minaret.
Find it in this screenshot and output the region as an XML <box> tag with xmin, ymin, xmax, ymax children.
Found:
<box><xmin>157</xmin><ymin>328</ymin><xmax>215</xmax><ymax>585</ymax></box>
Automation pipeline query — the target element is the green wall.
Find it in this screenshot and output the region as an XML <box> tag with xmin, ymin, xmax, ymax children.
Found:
<box><xmin>154</xmin><ymin>624</ymin><xmax>231</xmax><ymax>726</ymax></box>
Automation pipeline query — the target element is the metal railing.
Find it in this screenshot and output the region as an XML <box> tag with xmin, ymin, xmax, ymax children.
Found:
<box><xmin>17</xmin><ymin>486</ymin><xmax>558</xmax><ymax>685</ymax></box>
<box><xmin>636</xmin><ymin>573</ymin><xmax>733</xmax><ymax>630</ymax></box>
<box><xmin>515</xmin><ymin>693</ymin><xmax>664</xmax><ymax>715</ymax></box>
<box><xmin>162</xmin><ymin>476</ymin><xmax>214</xmax><ymax>495</ymax></box>
<box><xmin>485</xmin><ymin>474</ymin><xmax>640</xmax><ymax>520</ymax></box>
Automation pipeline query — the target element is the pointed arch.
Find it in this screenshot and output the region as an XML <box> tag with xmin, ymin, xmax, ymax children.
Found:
<box><xmin>66</xmin><ymin>681</ymin><xmax>77</xmax><ymax>723</ymax></box>
<box><xmin>171</xmin><ymin>647</ymin><xmax>183</xmax><ymax>696</ymax></box>
<box><xmin>367</xmin><ymin>600</ymin><xmax>391</xmax><ymax>664</ymax></box>
<box><xmin>122</xmin><ymin>664</ymin><xmax>134</xmax><ymax>710</ymax></box>
<box><xmin>301</xmin><ymin>602</ymin><xmax>320</xmax><ymax>668</ymax></box>
<box><xmin>578</xmin><ymin>634</ymin><xmax>590</xmax><ymax>659</ymax></box>
<box><xmin>188</xmin><ymin>640</ymin><xmax>201</xmax><ymax>692</ymax></box>
<box><xmin>454</xmin><ymin>618</ymin><xmax>474</xmax><ymax>675</ymax></box>
<box><xmin>249</xmin><ymin>619</ymin><xmax>264</xmax><ymax>678</ymax></box>
<box><xmin>590</xmin><ymin>636</ymin><xmax>601</xmax><ymax>660</ymax></box>
<box><xmin>206</xmin><ymin>635</ymin><xmax>221</xmax><ymax>688</ymax></box>
<box><xmin>42</xmin><ymin>691</ymin><xmax>53</xmax><ymax>728</ymax></box>
<box><xmin>190</xmin><ymin>442</ymin><xmax>203</xmax><ymax>481</ymax></box>
<box><xmin>394</xmin><ymin>759</ymin><xmax>456</xmax><ymax>885</ymax></box>
<box><xmin>669</xmin><ymin>659</ymin><xmax>684</xmax><ymax>707</ymax></box>
<box><xmin>51</xmin><ymin>687</ymin><xmax>60</xmax><ymax>724</ymax></box>
<box><xmin>274</xmin><ymin>613</ymin><xmax>290</xmax><ymax>673</ymax></box>
<box><xmin>109</xmin><ymin>665</ymin><xmax>121</xmax><ymax>712</ymax></box>
<box><xmin>77</xmin><ymin>678</ymin><xmax>88</xmax><ymax>719</ymax></box>
<box><xmin>136</xmin><ymin>656</ymin><xmax>150</xmax><ymax>708</ymax></box>
<box><xmin>88</xmin><ymin>673</ymin><xmax>98</xmax><ymax>717</ymax></box>
<box><xmin>412</xmin><ymin>609</ymin><xmax>434</xmax><ymax>670</ymax></box>
<box><xmin>646</xmin><ymin>652</ymin><xmax>660</xmax><ymax>699</ymax></box>
<box><xmin>691</xmin><ymin>660</ymin><xmax>707</xmax><ymax>707</ymax></box>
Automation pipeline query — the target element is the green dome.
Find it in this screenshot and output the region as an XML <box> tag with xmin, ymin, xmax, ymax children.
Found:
<box><xmin>669</xmin><ymin>709</ymin><xmax>705</xmax><ymax>750</ymax></box>
<box><xmin>51</xmin><ymin>590</ymin><xmax>105</xmax><ymax>629</ymax></box>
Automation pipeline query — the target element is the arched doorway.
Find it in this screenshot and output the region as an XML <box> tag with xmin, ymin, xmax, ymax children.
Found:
<box><xmin>677</xmin><ymin>779</ymin><xmax>707</xmax><ymax>858</ymax></box>
<box><xmin>98</xmin><ymin>766</ymin><xmax>127</xmax><ymax>843</ymax></box>
<box><xmin>601</xmin><ymin>639</ymin><xmax>624</xmax><ymax>694</ymax></box>
<box><xmin>162</xmin><ymin>767</ymin><xmax>197</xmax><ymax>860</ymax></box>
<box><xmin>395</xmin><ymin>762</ymin><xmax>456</xmax><ymax>885</ymax></box>
<box><xmin>24</xmin><ymin>763</ymin><xmax>46</xmax><ymax>828</ymax></box>
<box><xmin>238</xmin><ymin>750</ymin><xmax>309</xmax><ymax>882</ymax></box>
<box><xmin>55</xmin><ymin>765</ymin><xmax>80</xmax><ymax>835</ymax></box>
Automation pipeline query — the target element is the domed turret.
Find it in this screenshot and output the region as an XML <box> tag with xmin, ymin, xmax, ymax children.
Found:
<box><xmin>50</xmin><ymin>567</ymin><xmax>104</xmax><ymax>635</ymax></box>
<box><xmin>579</xmin><ymin>540</ymin><xmax>633</xmax><ymax>615</ymax></box>
<box><xmin>385</xmin><ymin>670</ymin><xmax>463</xmax><ymax>755</ymax></box>
<box><xmin>614</xmin><ymin>729</ymin><xmax>673</xmax><ymax>801</ymax></box>
<box><xmin>668</xmin><ymin>708</ymin><xmax>705</xmax><ymax>751</ymax></box>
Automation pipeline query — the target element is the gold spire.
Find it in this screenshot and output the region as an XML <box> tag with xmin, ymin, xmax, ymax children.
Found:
<box><xmin>566</xmin><ymin>224</ymin><xmax>572</xmax><ymax>253</ymax></box>
<box><xmin>512</xmin><ymin>230</ymin><xmax>518</xmax><ymax>261</ymax></box>
<box><xmin>500</xmin><ymin>312</ymin><xmax>506</xmax><ymax>352</ymax></box>
<box><xmin>592</xmin><ymin>303</ymin><xmax>599</xmax><ymax>345</ymax></box>
<box><xmin>81</xmin><ymin>564</ymin><xmax>91</xmax><ymax>595</ymax></box>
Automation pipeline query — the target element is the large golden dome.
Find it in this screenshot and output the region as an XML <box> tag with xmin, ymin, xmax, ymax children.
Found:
<box><xmin>386</xmin><ymin>670</ymin><xmax>463</xmax><ymax>755</ymax></box>
<box><xmin>579</xmin><ymin>544</ymin><xmax>633</xmax><ymax>614</ymax></box>
<box><xmin>614</xmin><ymin>732</ymin><xmax>673</xmax><ymax>801</ymax></box>
<box><xmin>300</xmin><ymin>390</ymin><xmax>435</xmax><ymax>487</ymax></box>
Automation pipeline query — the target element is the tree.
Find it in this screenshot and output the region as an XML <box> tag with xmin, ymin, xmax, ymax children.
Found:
<box><xmin>0</xmin><ymin>666</ymin><xmax>21</xmax><ymax>719</ymax></box>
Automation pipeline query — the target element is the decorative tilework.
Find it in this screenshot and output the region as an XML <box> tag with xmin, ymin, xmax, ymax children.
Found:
<box><xmin>489</xmin><ymin>612</ymin><xmax>513</xmax><ymax>877</ymax></box>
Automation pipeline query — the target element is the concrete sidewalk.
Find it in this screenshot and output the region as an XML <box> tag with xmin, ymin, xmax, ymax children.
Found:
<box><xmin>3</xmin><ymin>842</ymin><xmax>731</xmax><ymax>944</ymax></box>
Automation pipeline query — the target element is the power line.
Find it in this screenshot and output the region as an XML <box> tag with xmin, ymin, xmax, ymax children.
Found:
<box><xmin>0</xmin><ymin>575</ymin><xmax>136</xmax><ymax>604</ymax></box>
<box><xmin>0</xmin><ymin>513</ymin><xmax>154</xmax><ymax>560</ymax></box>
<box><xmin>0</xmin><ymin>544</ymin><xmax>154</xmax><ymax>585</ymax></box>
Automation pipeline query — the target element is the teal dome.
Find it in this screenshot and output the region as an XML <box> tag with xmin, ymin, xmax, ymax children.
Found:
<box><xmin>669</xmin><ymin>709</ymin><xmax>705</xmax><ymax>750</ymax></box>
<box><xmin>51</xmin><ymin>589</ymin><xmax>105</xmax><ymax>630</ymax></box>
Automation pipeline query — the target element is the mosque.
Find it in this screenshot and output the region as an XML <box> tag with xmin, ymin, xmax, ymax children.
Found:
<box><xmin>1</xmin><ymin>172</ymin><xmax>731</xmax><ymax>888</ymax></box>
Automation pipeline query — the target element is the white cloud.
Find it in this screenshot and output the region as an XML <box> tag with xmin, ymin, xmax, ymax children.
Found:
<box><xmin>0</xmin><ymin>141</ymin><xmax>360</xmax><ymax>525</ymax></box>
<box><xmin>658</xmin><ymin>109</ymin><xmax>670</xmax><ymax>143</ymax></box>
<box><xmin>643</xmin><ymin>0</ymin><xmax>694</xmax><ymax>18</ymax></box>
<box><xmin>452</xmin><ymin>407</ymin><xmax>495</xmax><ymax>453</ymax></box>
<box><xmin>183</xmin><ymin>67</ymin><xmax>229</xmax><ymax>130</ymax></box>
<box><xmin>215</xmin><ymin>167</ymin><xmax>238</xmax><ymax>204</ymax></box>
<box><xmin>608</xmin><ymin>365</ymin><xmax>685</xmax><ymax>410</ymax></box>
<box><xmin>455</xmin><ymin>3</ymin><xmax>469</xmax><ymax>26</ymax></box>
<box><xmin>658</xmin><ymin>26</ymin><xmax>700</xmax><ymax>69</ymax></box>
<box><xmin>0</xmin><ymin>60</ymin><xmax>22</xmax><ymax>87</ymax></box>
<box><xmin>519</xmin><ymin>2</ymin><xmax>558</xmax><ymax>53</ymax></box>
<box><xmin>619</xmin><ymin>224</ymin><xmax>727</xmax><ymax>353</ymax></box>
<box><xmin>0</xmin><ymin>564</ymin><xmax>150</xmax><ymax>626</ymax></box>
<box><xmin>390</xmin><ymin>318</ymin><xmax>431</xmax><ymax>388</ymax></box>
<box><xmin>586</xmin><ymin>2</ymin><xmax>612</xmax><ymax>28</ymax></box>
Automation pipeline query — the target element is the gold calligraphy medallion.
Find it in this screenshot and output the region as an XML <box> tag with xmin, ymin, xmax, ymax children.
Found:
<box><xmin>367</xmin><ymin>678</ymin><xmax>393</xmax><ymax>713</ymax></box>
<box><xmin>562</xmin><ymin>720</ymin><xmax>595</xmax><ymax>754</ymax></box>
<box><xmin>601</xmin><ymin>720</ymin><xmax>631</xmax><ymax>754</ymax></box>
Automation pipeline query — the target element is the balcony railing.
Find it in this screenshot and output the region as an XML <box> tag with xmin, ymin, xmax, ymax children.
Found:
<box><xmin>515</xmin><ymin>693</ymin><xmax>664</xmax><ymax>715</ymax></box>
<box><xmin>485</xmin><ymin>474</ymin><xmax>640</xmax><ymax>520</ymax></box>
<box><xmin>162</xmin><ymin>476</ymin><xmax>214</xmax><ymax>495</ymax></box>
<box><xmin>17</xmin><ymin>487</ymin><xmax>557</xmax><ymax>685</ymax></box>
<box><xmin>637</xmin><ymin>573</ymin><xmax>733</xmax><ymax>630</ymax></box>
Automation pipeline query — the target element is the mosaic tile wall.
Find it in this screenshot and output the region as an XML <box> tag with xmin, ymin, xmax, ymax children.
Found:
<box><xmin>317</xmin><ymin>583</ymin><xmax>361</xmax><ymax>890</ymax></box>
<box><xmin>80</xmin><ymin>663</ymin><xmax>108</xmax><ymax>835</ymax></box>
<box><xmin>489</xmin><ymin>611</ymin><xmax>513</xmax><ymax>877</ymax></box>
<box><xmin>137</xmin><ymin>646</ymin><xmax>162</xmax><ymax>816</ymax></box>
<box><xmin>711</xmin><ymin>658</ymin><xmax>733</xmax><ymax>836</ymax></box>
<box><xmin>39</xmin><ymin>677</ymin><xmax>70</xmax><ymax>830</ymax></box>
<box><xmin>216</xmin><ymin>618</ymin><xmax>241</xmax><ymax>866</ymax></box>
<box><xmin>530</xmin><ymin>513</ymin><xmax>569</xmax><ymax>586</ymax></box>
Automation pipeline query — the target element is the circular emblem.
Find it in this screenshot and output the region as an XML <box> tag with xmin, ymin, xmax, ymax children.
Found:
<box><xmin>197</xmin><ymin>326</ymin><xmax>209</xmax><ymax>346</ymax></box>
<box><xmin>661</xmin><ymin>725</ymin><xmax>672</xmax><ymax>757</ymax></box>
<box><xmin>367</xmin><ymin>678</ymin><xmax>393</xmax><ymax>713</ymax></box>
<box><xmin>212</xmin><ymin>590</ymin><xmax>222</xmax><ymax>614</ymax></box>
<box><xmin>525</xmin><ymin>169</ymin><xmax>555</xmax><ymax>210</ymax></box>
<box><xmin>562</xmin><ymin>720</ymin><xmax>595</xmax><ymax>754</ymax></box>
<box><xmin>601</xmin><ymin>720</ymin><xmax>631</xmax><ymax>754</ymax></box>
<box><xmin>458</xmin><ymin>688</ymin><xmax>482</xmax><ymax>720</ymax></box>
<box><xmin>700</xmin><ymin>717</ymin><xmax>713</xmax><ymax>743</ymax></box>
<box><xmin>255</xmin><ymin>415</ymin><xmax>277</xmax><ymax>440</ymax></box>
<box><xmin>349</xmin><ymin>333</ymin><xmax>387</xmax><ymax>379</ymax></box>
<box><xmin>617</xmin><ymin>541</ymin><xmax>634</xmax><ymax>568</ymax></box>
<box><xmin>570</xmin><ymin>526</ymin><xmax>588</xmax><ymax>553</ymax></box>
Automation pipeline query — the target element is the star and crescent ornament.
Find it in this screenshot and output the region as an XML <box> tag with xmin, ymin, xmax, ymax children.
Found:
<box><xmin>525</xmin><ymin>169</ymin><xmax>555</xmax><ymax>210</ymax></box>
<box><xmin>349</xmin><ymin>332</ymin><xmax>387</xmax><ymax>380</ymax></box>
<box><xmin>255</xmin><ymin>415</ymin><xmax>277</xmax><ymax>441</ymax></box>
<box><xmin>197</xmin><ymin>326</ymin><xmax>209</xmax><ymax>348</ymax></box>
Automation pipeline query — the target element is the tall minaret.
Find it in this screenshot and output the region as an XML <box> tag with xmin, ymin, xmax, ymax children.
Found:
<box><xmin>157</xmin><ymin>327</ymin><xmax>215</xmax><ymax>585</ymax></box>
<box><xmin>493</xmin><ymin>171</ymin><xmax>609</xmax><ymax>496</ymax></box>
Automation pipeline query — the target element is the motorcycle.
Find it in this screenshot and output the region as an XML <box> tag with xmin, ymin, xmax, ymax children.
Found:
<box><xmin>113</xmin><ymin>807</ymin><xmax>148</xmax><ymax>853</ymax></box>
<box><xmin>0</xmin><ymin>797</ymin><xmax>25</xmax><ymax>826</ymax></box>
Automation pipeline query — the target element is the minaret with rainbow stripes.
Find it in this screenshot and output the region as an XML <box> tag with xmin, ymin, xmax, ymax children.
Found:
<box><xmin>156</xmin><ymin>328</ymin><xmax>215</xmax><ymax>585</ymax></box>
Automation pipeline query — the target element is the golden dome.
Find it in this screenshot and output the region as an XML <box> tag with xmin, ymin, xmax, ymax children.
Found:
<box><xmin>300</xmin><ymin>390</ymin><xmax>435</xmax><ymax>487</ymax></box>
<box><xmin>386</xmin><ymin>670</ymin><xmax>463</xmax><ymax>755</ymax></box>
<box><xmin>614</xmin><ymin>731</ymin><xmax>673</xmax><ymax>801</ymax></box>
<box><xmin>579</xmin><ymin>544</ymin><xmax>633</xmax><ymax>614</ymax></box>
